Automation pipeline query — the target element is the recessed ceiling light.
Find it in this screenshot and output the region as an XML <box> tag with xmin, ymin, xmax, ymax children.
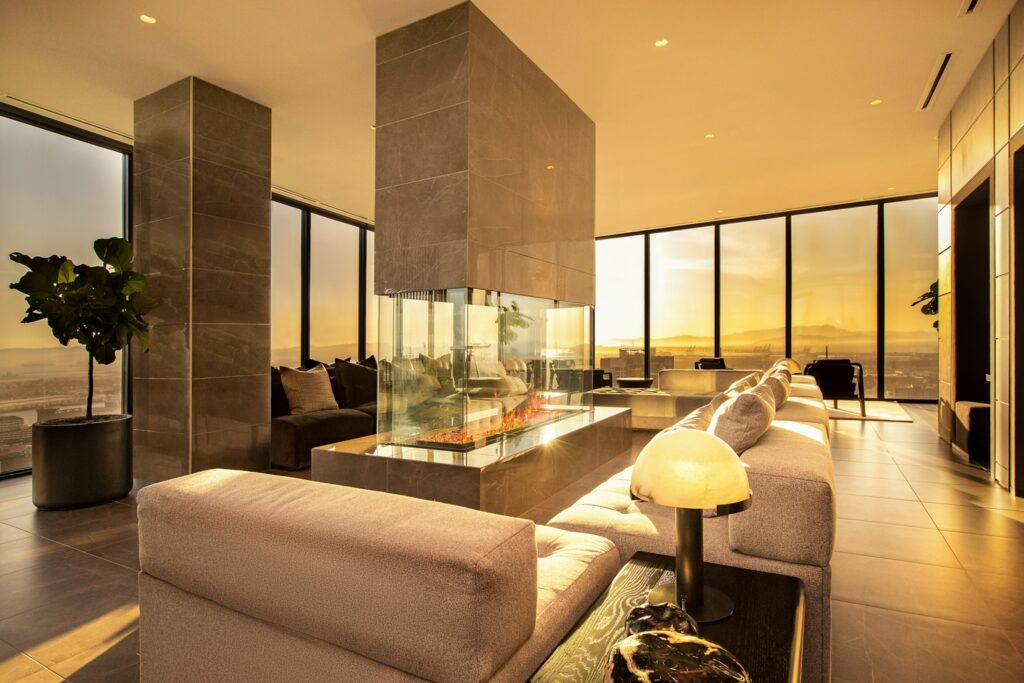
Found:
<box><xmin>370</xmin><ymin>124</ymin><xmax>377</xmax><ymax>131</ymax></box>
<box><xmin>717</xmin><ymin>210</ymin><xmax>725</xmax><ymax>214</ymax></box>
<box><xmin>887</xmin><ymin>186</ymin><xmax>896</xmax><ymax>191</ymax></box>
<box><xmin>704</xmin><ymin>133</ymin><xmax>715</xmax><ymax>139</ymax></box>
<box><xmin>139</xmin><ymin>14</ymin><xmax>157</xmax><ymax>24</ymax></box>
<box><xmin>546</xmin><ymin>164</ymin><xmax>556</xmax><ymax>171</ymax></box>
<box><xmin>654</xmin><ymin>39</ymin><xmax>669</xmax><ymax>47</ymax></box>
<box><xmin>870</xmin><ymin>98</ymin><xmax>883</xmax><ymax>105</ymax></box>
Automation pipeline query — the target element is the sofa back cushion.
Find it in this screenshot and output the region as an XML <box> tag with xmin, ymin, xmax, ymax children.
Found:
<box><xmin>138</xmin><ymin>471</ymin><xmax>538</xmax><ymax>683</ymax></box>
<box><xmin>279</xmin><ymin>365</ymin><xmax>339</xmax><ymax>414</ymax></box>
<box><xmin>709</xmin><ymin>385</ymin><xmax>775</xmax><ymax>453</ymax></box>
<box><xmin>334</xmin><ymin>358</ymin><xmax>377</xmax><ymax>407</ymax></box>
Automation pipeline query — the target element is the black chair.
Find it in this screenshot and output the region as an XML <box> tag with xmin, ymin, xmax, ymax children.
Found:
<box><xmin>592</xmin><ymin>369</ymin><xmax>613</xmax><ymax>389</ymax></box>
<box><xmin>803</xmin><ymin>359</ymin><xmax>865</xmax><ymax>416</ymax></box>
<box><xmin>694</xmin><ymin>357</ymin><xmax>728</xmax><ymax>370</ymax></box>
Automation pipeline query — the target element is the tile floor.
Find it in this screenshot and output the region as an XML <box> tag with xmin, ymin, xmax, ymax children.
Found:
<box><xmin>1</xmin><ymin>405</ymin><xmax>1023</xmax><ymax>681</ymax></box>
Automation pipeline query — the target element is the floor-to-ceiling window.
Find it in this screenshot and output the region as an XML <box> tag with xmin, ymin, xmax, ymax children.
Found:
<box><xmin>596</xmin><ymin>195</ymin><xmax>938</xmax><ymax>400</ymax></box>
<box><xmin>595</xmin><ymin>235</ymin><xmax>645</xmax><ymax>378</ymax></box>
<box><xmin>719</xmin><ymin>217</ymin><xmax>787</xmax><ymax>369</ymax></box>
<box><xmin>791</xmin><ymin>205</ymin><xmax>878</xmax><ymax>395</ymax></box>
<box><xmin>0</xmin><ymin>113</ymin><xmax>128</xmax><ymax>475</ymax></box>
<box><xmin>269</xmin><ymin>197</ymin><xmax>373</xmax><ymax>367</ymax></box>
<box><xmin>270</xmin><ymin>202</ymin><xmax>302</xmax><ymax>367</ymax></box>
<box><xmin>309</xmin><ymin>213</ymin><xmax>360</xmax><ymax>362</ymax></box>
<box><xmin>650</xmin><ymin>226</ymin><xmax>715</xmax><ymax>371</ymax></box>
<box><xmin>884</xmin><ymin>198</ymin><xmax>940</xmax><ymax>399</ymax></box>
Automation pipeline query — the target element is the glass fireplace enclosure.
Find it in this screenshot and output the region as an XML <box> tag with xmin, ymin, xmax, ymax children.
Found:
<box><xmin>378</xmin><ymin>289</ymin><xmax>593</xmax><ymax>452</ymax></box>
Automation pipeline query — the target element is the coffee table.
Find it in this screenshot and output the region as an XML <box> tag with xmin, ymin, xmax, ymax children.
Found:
<box><xmin>531</xmin><ymin>552</ymin><xmax>804</xmax><ymax>682</ymax></box>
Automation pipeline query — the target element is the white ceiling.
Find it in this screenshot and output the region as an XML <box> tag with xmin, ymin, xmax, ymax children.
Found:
<box><xmin>0</xmin><ymin>0</ymin><xmax>1012</xmax><ymax>234</ymax></box>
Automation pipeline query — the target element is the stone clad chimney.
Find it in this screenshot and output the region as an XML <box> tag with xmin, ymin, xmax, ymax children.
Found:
<box><xmin>374</xmin><ymin>2</ymin><xmax>595</xmax><ymax>304</ymax></box>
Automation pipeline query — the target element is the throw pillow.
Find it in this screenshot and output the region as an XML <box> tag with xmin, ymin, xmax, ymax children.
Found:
<box><xmin>709</xmin><ymin>387</ymin><xmax>776</xmax><ymax>453</ymax></box>
<box><xmin>334</xmin><ymin>358</ymin><xmax>377</xmax><ymax>407</ymax></box>
<box><xmin>711</xmin><ymin>392</ymin><xmax>730</xmax><ymax>409</ymax></box>
<box><xmin>671</xmin><ymin>403</ymin><xmax>715</xmax><ymax>431</ymax></box>
<box><xmin>279</xmin><ymin>365</ymin><xmax>339</xmax><ymax>414</ymax></box>
<box><xmin>762</xmin><ymin>374</ymin><xmax>790</xmax><ymax>408</ymax></box>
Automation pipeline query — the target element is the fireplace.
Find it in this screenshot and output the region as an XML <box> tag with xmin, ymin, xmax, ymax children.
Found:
<box><xmin>377</xmin><ymin>289</ymin><xmax>593</xmax><ymax>452</ymax></box>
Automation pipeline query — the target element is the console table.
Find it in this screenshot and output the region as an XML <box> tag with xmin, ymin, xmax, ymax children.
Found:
<box><xmin>531</xmin><ymin>552</ymin><xmax>804</xmax><ymax>683</ymax></box>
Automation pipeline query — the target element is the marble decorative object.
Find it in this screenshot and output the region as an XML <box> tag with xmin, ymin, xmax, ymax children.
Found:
<box><xmin>604</xmin><ymin>630</ymin><xmax>750</xmax><ymax>683</ymax></box>
<box><xmin>625</xmin><ymin>603</ymin><xmax>698</xmax><ymax>637</ymax></box>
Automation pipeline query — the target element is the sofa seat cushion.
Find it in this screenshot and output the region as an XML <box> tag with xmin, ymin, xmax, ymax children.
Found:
<box><xmin>350</xmin><ymin>401</ymin><xmax>378</xmax><ymax>419</ymax></box>
<box><xmin>789</xmin><ymin>382</ymin><xmax>823</xmax><ymax>400</ymax></box>
<box><xmin>492</xmin><ymin>526</ymin><xmax>621</xmax><ymax>682</ymax></box>
<box><xmin>138</xmin><ymin>471</ymin><xmax>538</xmax><ymax>683</ymax></box>
<box><xmin>774</xmin><ymin>395</ymin><xmax>830</xmax><ymax>430</ymax></box>
<box><xmin>271</xmin><ymin>409</ymin><xmax>375</xmax><ymax>470</ymax></box>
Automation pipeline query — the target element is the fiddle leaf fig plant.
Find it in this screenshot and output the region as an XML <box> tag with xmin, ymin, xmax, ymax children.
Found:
<box><xmin>9</xmin><ymin>237</ymin><xmax>158</xmax><ymax>420</ymax></box>
<box><xmin>496</xmin><ymin>300</ymin><xmax>533</xmax><ymax>345</ymax></box>
<box><xmin>911</xmin><ymin>280</ymin><xmax>939</xmax><ymax>330</ymax></box>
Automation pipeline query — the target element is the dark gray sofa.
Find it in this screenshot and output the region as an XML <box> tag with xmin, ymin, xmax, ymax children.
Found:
<box><xmin>270</xmin><ymin>364</ymin><xmax>376</xmax><ymax>470</ymax></box>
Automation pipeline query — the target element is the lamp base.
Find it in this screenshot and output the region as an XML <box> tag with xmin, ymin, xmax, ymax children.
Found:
<box><xmin>648</xmin><ymin>583</ymin><xmax>734</xmax><ymax>624</ymax></box>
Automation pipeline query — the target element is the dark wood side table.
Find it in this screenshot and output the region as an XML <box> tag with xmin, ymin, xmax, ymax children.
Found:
<box><xmin>531</xmin><ymin>552</ymin><xmax>805</xmax><ymax>683</ymax></box>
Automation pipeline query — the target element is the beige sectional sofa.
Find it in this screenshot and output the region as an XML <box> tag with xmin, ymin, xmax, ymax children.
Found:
<box><xmin>548</xmin><ymin>371</ymin><xmax>836</xmax><ymax>682</ymax></box>
<box><xmin>137</xmin><ymin>470</ymin><xmax>620</xmax><ymax>682</ymax></box>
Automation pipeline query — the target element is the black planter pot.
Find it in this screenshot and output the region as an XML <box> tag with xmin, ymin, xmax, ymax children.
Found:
<box><xmin>32</xmin><ymin>415</ymin><xmax>133</xmax><ymax>510</ymax></box>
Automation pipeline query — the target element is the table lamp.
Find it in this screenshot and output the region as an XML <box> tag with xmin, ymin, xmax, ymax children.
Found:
<box><xmin>630</xmin><ymin>428</ymin><xmax>751</xmax><ymax>623</ymax></box>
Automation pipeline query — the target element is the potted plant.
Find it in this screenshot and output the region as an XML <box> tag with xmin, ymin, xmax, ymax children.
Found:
<box><xmin>9</xmin><ymin>237</ymin><xmax>157</xmax><ymax>509</ymax></box>
<box><xmin>911</xmin><ymin>280</ymin><xmax>939</xmax><ymax>329</ymax></box>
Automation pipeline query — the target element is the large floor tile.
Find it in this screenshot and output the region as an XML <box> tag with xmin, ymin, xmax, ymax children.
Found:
<box><xmin>836</xmin><ymin>519</ymin><xmax>959</xmax><ymax>567</ymax></box>
<box><xmin>868</xmin><ymin>422</ymin><xmax>946</xmax><ymax>444</ymax></box>
<box><xmin>898</xmin><ymin>463</ymin><xmax>993</xmax><ymax>486</ymax></box>
<box><xmin>832</xmin><ymin>461</ymin><xmax>905</xmax><ymax>479</ymax></box>
<box><xmin>831</xmin><ymin>552</ymin><xmax>1000</xmax><ymax>627</ymax></box>
<box><xmin>0</xmin><ymin>638</ymin><xmax>61</xmax><ymax>682</ymax></box>
<box><xmin>837</xmin><ymin>494</ymin><xmax>935</xmax><ymax>528</ymax></box>
<box><xmin>968</xmin><ymin>569</ymin><xmax>1024</xmax><ymax>634</ymax></box>
<box><xmin>910</xmin><ymin>481</ymin><xmax>1024</xmax><ymax>510</ymax></box>
<box><xmin>924</xmin><ymin>502</ymin><xmax>1024</xmax><ymax>538</ymax></box>
<box><xmin>0</xmin><ymin>495</ymin><xmax>37</xmax><ymax>521</ymax></box>
<box><xmin>0</xmin><ymin>521</ymin><xmax>32</xmax><ymax>545</ymax></box>
<box><xmin>831</xmin><ymin>600</ymin><xmax>1024</xmax><ymax>683</ymax></box>
<box><xmin>942</xmin><ymin>531</ymin><xmax>1024</xmax><ymax>576</ymax></box>
<box><xmin>0</xmin><ymin>478</ymin><xmax>32</xmax><ymax>502</ymax></box>
<box><xmin>830</xmin><ymin>448</ymin><xmax>895</xmax><ymax>464</ymax></box>
<box><xmin>0</xmin><ymin>585</ymin><xmax>138</xmax><ymax>681</ymax></box>
<box><xmin>834</xmin><ymin>474</ymin><xmax>918</xmax><ymax>500</ymax></box>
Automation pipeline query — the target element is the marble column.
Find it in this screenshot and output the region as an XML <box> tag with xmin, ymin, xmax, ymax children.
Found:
<box><xmin>132</xmin><ymin>77</ymin><xmax>271</xmax><ymax>481</ymax></box>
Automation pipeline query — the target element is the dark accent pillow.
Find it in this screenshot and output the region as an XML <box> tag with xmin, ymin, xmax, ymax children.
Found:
<box><xmin>360</xmin><ymin>355</ymin><xmax>377</xmax><ymax>370</ymax></box>
<box><xmin>335</xmin><ymin>358</ymin><xmax>377</xmax><ymax>407</ymax></box>
<box><xmin>270</xmin><ymin>367</ymin><xmax>291</xmax><ymax>418</ymax></box>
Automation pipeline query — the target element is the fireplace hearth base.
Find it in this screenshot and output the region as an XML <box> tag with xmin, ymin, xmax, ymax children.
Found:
<box><xmin>312</xmin><ymin>407</ymin><xmax>631</xmax><ymax>516</ymax></box>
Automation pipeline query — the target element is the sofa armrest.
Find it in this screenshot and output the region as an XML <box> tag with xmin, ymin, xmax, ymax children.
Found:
<box><xmin>728</xmin><ymin>421</ymin><xmax>836</xmax><ymax>567</ymax></box>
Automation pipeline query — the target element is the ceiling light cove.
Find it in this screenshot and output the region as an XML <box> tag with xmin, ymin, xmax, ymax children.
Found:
<box><xmin>870</xmin><ymin>98</ymin><xmax>883</xmax><ymax>105</ymax></box>
<box><xmin>139</xmin><ymin>14</ymin><xmax>157</xmax><ymax>24</ymax></box>
<box><xmin>654</xmin><ymin>39</ymin><xmax>669</xmax><ymax>47</ymax></box>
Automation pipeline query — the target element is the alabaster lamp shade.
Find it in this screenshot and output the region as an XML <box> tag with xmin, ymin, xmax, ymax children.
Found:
<box><xmin>630</xmin><ymin>429</ymin><xmax>749</xmax><ymax>509</ymax></box>
<box><xmin>630</xmin><ymin>428</ymin><xmax>751</xmax><ymax>623</ymax></box>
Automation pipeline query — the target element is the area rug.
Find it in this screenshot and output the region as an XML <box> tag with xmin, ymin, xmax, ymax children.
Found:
<box><xmin>827</xmin><ymin>400</ymin><xmax>913</xmax><ymax>422</ymax></box>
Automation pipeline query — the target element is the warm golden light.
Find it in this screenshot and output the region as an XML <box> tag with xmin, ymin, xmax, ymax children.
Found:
<box><xmin>870</xmin><ymin>98</ymin><xmax>883</xmax><ymax>105</ymax></box>
<box><xmin>545</xmin><ymin>164</ymin><xmax>555</xmax><ymax>170</ymax></box>
<box><xmin>139</xmin><ymin>14</ymin><xmax>157</xmax><ymax>24</ymax></box>
<box><xmin>654</xmin><ymin>39</ymin><xmax>669</xmax><ymax>47</ymax></box>
<box><xmin>704</xmin><ymin>133</ymin><xmax>715</xmax><ymax>139</ymax></box>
